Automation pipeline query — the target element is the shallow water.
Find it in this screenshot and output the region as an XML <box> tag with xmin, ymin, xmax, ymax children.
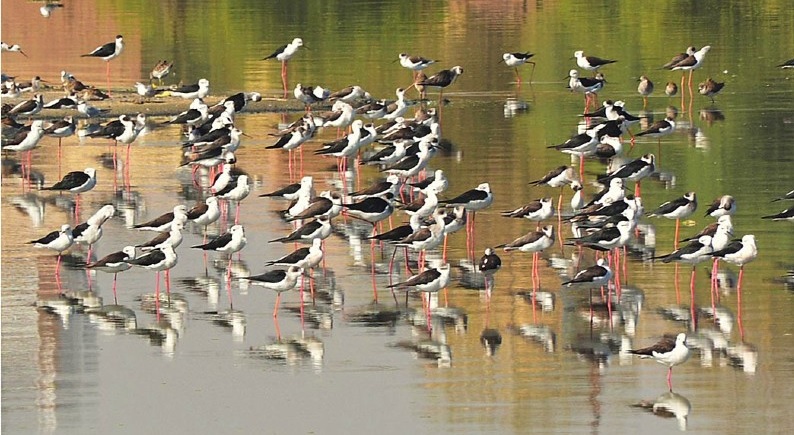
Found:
<box><xmin>3</xmin><ymin>0</ymin><xmax>794</xmax><ymax>433</ymax></box>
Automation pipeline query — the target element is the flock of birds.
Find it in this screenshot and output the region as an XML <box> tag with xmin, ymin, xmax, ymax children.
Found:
<box><xmin>3</xmin><ymin>30</ymin><xmax>794</xmax><ymax>394</ymax></box>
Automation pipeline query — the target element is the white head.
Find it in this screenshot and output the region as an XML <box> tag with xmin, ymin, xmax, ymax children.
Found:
<box><xmin>477</xmin><ymin>182</ymin><xmax>491</xmax><ymax>192</ymax></box>
<box><xmin>292</xmin><ymin>38</ymin><xmax>304</xmax><ymax>47</ymax></box>
<box><xmin>574</xmin><ymin>50</ymin><xmax>584</xmax><ymax>58</ymax></box>
<box><xmin>230</xmin><ymin>224</ymin><xmax>245</xmax><ymax>236</ymax></box>
<box><xmin>60</xmin><ymin>224</ymin><xmax>72</xmax><ymax>233</ymax></box>
<box><xmin>198</xmin><ymin>78</ymin><xmax>210</xmax><ymax>88</ymax></box>
<box><xmin>569</xmin><ymin>69</ymin><xmax>580</xmax><ymax>78</ymax></box>
<box><xmin>84</xmin><ymin>168</ymin><xmax>97</xmax><ymax>178</ymax></box>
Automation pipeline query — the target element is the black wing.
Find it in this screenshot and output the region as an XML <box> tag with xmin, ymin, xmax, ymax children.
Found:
<box><xmin>192</xmin><ymin>231</ymin><xmax>233</xmax><ymax>250</ymax></box>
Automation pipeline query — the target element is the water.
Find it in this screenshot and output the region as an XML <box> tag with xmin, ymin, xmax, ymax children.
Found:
<box><xmin>3</xmin><ymin>0</ymin><xmax>794</xmax><ymax>433</ymax></box>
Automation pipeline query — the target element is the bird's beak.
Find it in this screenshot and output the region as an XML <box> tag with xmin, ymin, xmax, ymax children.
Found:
<box><xmin>20</xmin><ymin>51</ymin><xmax>28</xmax><ymax>58</ymax></box>
<box><xmin>497</xmin><ymin>59</ymin><xmax>505</xmax><ymax>65</ymax></box>
<box><xmin>241</xmin><ymin>132</ymin><xmax>253</xmax><ymax>138</ymax></box>
<box><xmin>302</xmin><ymin>45</ymin><xmax>310</xmax><ymax>50</ymax></box>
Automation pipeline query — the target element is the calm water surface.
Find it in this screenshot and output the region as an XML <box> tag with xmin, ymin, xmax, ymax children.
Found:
<box><xmin>3</xmin><ymin>1</ymin><xmax>794</xmax><ymax>433</ymax></box>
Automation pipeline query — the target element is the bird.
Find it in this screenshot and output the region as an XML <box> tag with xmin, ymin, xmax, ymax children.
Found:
<box><xmin>388</xmin><ymin>263</ymin><xmax>451</xmax><ymax>295</ymax></box>
<box><xmin>597</xmin><ymin>154</ymin><xmax>656</xmax><ymax>197</ymax></box>
<box><xmin>2</xmin><ymin>120</ymin><xmax>45</xmax><ymax>172</ymax></box>
<box><xmin>698</xmin><ymin>77</ymin><xmax>725</xmax><ymax>103</ymax></box>
<box><xmin>158</xmin><ymin>78</ymin><xmax>210</xmax><ymax>99</ymax></box>
<box><xmin>398</xmin><ymin>53</ymin><xmax>438</xmax><ymax>79</ymax></box>
<box><xmin>762</xmin><ymin>206</ymin><xmax>794</xmax><ymax>221</ymax></box>
<box><xmin>192</xmin><ymin>225</ymin><xmax>247</xmax><ymax>278</ymax></box>
<box><xmin>260</xmin><ymin>176</ymin><xmax>313</xmax><ymax>201</ymax></box>
<box><xmin>637</xmin><ymin>75</ymin><xmax>654</xmax><ymax>108</ymax></box>
<box><xmin>665</xmin><ymin>82</ymin><xmax>679</xmax><ymax>97</ymax></box>
<box><xmin>86</xmin><ymin>246</ymin><xmax>137</xmax><ymax>304</ymax></box>
<box><xmin>134</xmin><ymin>205</ymin><xmax>189</xmax><ymax>232</ymax></box>
<box><xmin>704</xmin><ymin>195</ymin><xmax>736</xmax><ymax>217</ymax></box>
<box><xmin>636</xmin><ymin>116</ymin><xmax>676</xmax><ymax>148</ymax></box>
<box><xmin>777</xmin><ymin>58</ymin><xmax>794</xmax><ymax>69</ymax></box>
<box><xmin>500</xmin><ymin>197</ymin><xmax>554</xmax><ymax>225</ymax></box>
<box><xmin>648</xmin><ymin>192</ymin><xmax>697</xmax><ymax>247</ymax></box>
<box><xmin>81</xmin><ymin>35</ymin><xmax>124</xmax><ymax>94</ymax></box>
<box><xmin>2</xmin><ymin>42</ymin><xmax>28</xmax><ymax>57</ymax></box>
<box><xmin>214</xmin><ymin>175</ymin><xmax>251</xmax><ymax>224</ymax></box>
<box><xmin>771</xmin><ymin>189</ymin><xmax>794</xmax><ymax>202</ymax></box>
<box><xmin>565</xmin><ymin>219</ymin><xmax>632</xmax><ymax>252</ymax></box>
<box><xmin>29</xmin><ymin>224</ymin><xmax>74</xmax><ymax>276</ymax></box>
<box><xmin>136</xmin><ymin>221</ymin><xmax>185</xmax><ymax>252</ymax></box>
<box><xmin>562</xmin><ymin>258</ymin><xmax>613</xmax><ymax>287</ymax></box>
<box><xmin>567</xmin><ymin>69</ymin><xmax>606</xmax><ymax>105</ymax></box>
<box><xmin>497</xmin><ymin>225</ymin><xmax>555</xmax><ymax>253</ymax></box>
<box><xmin>8</xmin><ymin>93</ymin><xmax>44</xmax><ymax>117</ymax></box>
<box><xmin>270</xmin><ymin>215</ymin><xmax>332</xmax><ymax>244</ymax></box>
<box><xmin>574</xmin><ymin>50</ymin><xmax>617</xmax><ymax>73</ymax></box>
<box><xmin>265</xmin><ymin>238</ymin><xmax>324</xmax><ymax>270</ymax></box>
<box><xmin>415</xmin><ymin>66</ymin><xmax>463</xmax><ymax>102</ymax></box>
<box><xmin>478</xmin><ymin>248</ymin><xmax>502</xmax><ymax>296</ymax></box>
<box><xmin>126</xmin><ymin>244</ymin><xmax>178</xmax><ymax>301</ymax></box>
<box><xmin>263</xmin><ymin>38</ymin><xmax>306</xmax><ymax>96</ymax></box>
<box><xmin>439</xmin><ymin>182</ymin><xmax>493</xmax><ymax>212</ymax></box>
<box><xmin>629</xmin><ymin>333</ymin><xmax>691</xmax><ymax>391</ymax></box>
<box><xmin>671</xmin><ymin>46</ymin><xmax>712</xmax><ymax>98</ymax></box>
<box><xmin>500</xmin><ymin>52</ymin><xmax>536</xmax><ymax>83</ymax></box>
<box><xmin>41</xmin><ymin>168</ymin><xmax>97</xmax><ymax>216</ymax></box>
<box><xmin>711</xmin><ymin>234</ymin><xmax>758</xmax><ymax>292</ymax></box>
<box><xmin>150</xmin><ymin>60</ymin><xmax>173</xmax><ymax>85</ymax></box>
<box><xmin>245</xmin><ymin>266</ymin><xmax>305</xmax><ymax>317</ymax></box>
<box><xmin>663</xmin><ymin>47</ymin><xmax>697</xmax><ymax>69</ymax></box>
<box><xmin>342</xmin><ymin>195</ymin><xmax>395</xmax><ymax>229</ymax></box>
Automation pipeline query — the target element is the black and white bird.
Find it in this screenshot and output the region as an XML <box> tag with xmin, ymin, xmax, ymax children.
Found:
<box><xmin>497</xmin><ymin>225</ymin><xmax>555</xmax><ymax>253</ymax></box>
<box><xmin>8</xmin><ymin>93</ymin><xmax>44</xmax><ymax>117</ymax></box>
<box><xmin>245</xmin><ymin>265</ymin><xmax>305</xmax><ymax>317</ymax></box>
<box><xmin>2</xmin><ymin>119</ymin><xmax>45</xmax><ymax>155</ymax></box>
<box><xmin>263</xmin><ymin>37</ymin><xmax>305</xmax><ymax>63</ymax></box>
<box><xmin>636</xmin><ymin>116</ymin><xmax>676</xmax><ymax>146</ymax></box>
<box><xmin>265</xmin><ymin>238</ymin><xmax>324</xmax><ymax>269</ymax></box>
<box><xmin>126</xmin><ymin>244</ymin><xmax>178</xmax><ymax>298</ymax></box>
<box><xmin>501</xmin><ymin>197</ymin><xmax>554</xmax><ymax>224</ymax></box>
<box><xmin>162</xmin><ymin>101</ymin><xmax>208</xmax><ymax>126</ymax></box>
<box><xmin>285</xmin><ymin>191</ymin><xmax>342</xmax><ymax>222</ymax></box>
<box><xmin>771</xmin><ymin>189</ymin><xmax>794</xmax><ymax>202</ymax></box>
<box><xmin>159</xmin><ymin>79</ymin><xmax>210</xmax><ymax>99</ymax></box>
<box><xmin>711</xmin><ymin>234</ymin><xmax>758</xmax><ymax>268</ymax></box>
<box><xmin>136</xmin><ymin>222</ymin><xmax>185</xmax><ymax>252</ymax></box>
<box><xmin>29</xmin><ymin>224</ymin><xmax>74</xmax><ymax>275</ymax></box>
<box><xmin>350</xmin><ymin>175</ymin><xmax>401</xmax><ymax>200</ymax></box>
<box><xmin>704</xmin><ymin>195</ymin><xmax>736</xmax><ymax>217</ymax></box>
<box><xmin>187</xmin><ymin>196</ymin><xmax>221</xmax><ymax>228</ymax></box>
<box><xmin>567</xmin><ymin>69</ymin><xmax>606</xmax><ymax>95</ymax></box>
<box><xmin>81</xmin><ymin>34</ymin><xmax>124</xmax><ymax>61</ymax></box>
<box><xmin>654</xmin><ymin>235</ymin><xmax>713</xmax><ymax>266</ymax></box>
<box><xmin>501</xmin><ymin>52</ymin><xmax>536</xmax><ymax>83</ymax></box>
<box><xmin>260</xmin><ymin>176</ymin><xmax>313</xmax><ymax>201</ymax></box>
<box><xmin>398</xmin><ymin>53</ymin><xmax>437</xmax><ymax>76</ymax></box>
<box><xmin>387</xmin><ymin>263</ymin><xmax>451</xmax><ymax>294</ymax></box>
<box><xmin>478</xmin><ymin>248</ymin><xmax>502</xmax><ymax>295</ymax></box>
<box><xmin>409</xmin><ymin>169</ymin><xmax>448</xmax><ymax>195</ymax></box>
<box><xmin>598</xmin><ymin>154</ymin><xmax>656</xmax><ymax>197</ymax></box>
<box><xmin>192</xmin><ymin>224</ymin><xmax>247</xmax><ymax>255</ymax></box>
<box><xmin>650</xmin><ymin>192</ymin><xmax>698</xmax><ymax>219</ymax></box>
<box><xmin>86</xmin><ymin>246</ymin><xmax>137</xmax><ymax>304</ymax></box>
<box><xmin>41</xmin><ymin>168</ymin><xmax>97</xmax><ymax>213</ymax></box>
<box><xmin>574</xmin><ymin>50</ymin><xmax>617</xmax><ymax>72</ymax></box>
<box><xmin>561</xmin><ymin>258</ymin><xmax>613</xmax><ymax>287</ymax></box>
<box><xmin>81</xmin><ymin>35</ymin><xmax>124</xmax><ymax>93</ymax></box>
<box><xmin>415</xmin><ymin>66</ymin><xmax>464</xmax><ymax>101</ymax></box>
<box><xmin>269</xmin><ymin>216</ymin><xmax>332</xmax><ymax>244</ymax></box>
<box><xmin>1</xmin><ymin>41</ymin><xmax>27</xmax><ymax>56</ymax></box>
<box><xmin>439</xmin><ymin>182</ymin><xmax>493</xmax><ymax>212</ymax></box>
<box><xmin>629</xmin><ymin>333</ymin><xmax>691</xmax><ymax>391</ymax></box>
<box><xmin>565</xmin><ymin>219</ymin><xmax>632</xmax><ymax>251</ymax></box>
<box><xmin>762</xmin><ymin>206</ymin><xmax>794</xmax><ymax>221</ymax></box>
<box><xmin>342</xmin><ymin>195</ymin><xmax>394</xmax><ymax>227</ymax></box>
<box><xmin>133</xmin><ymin>205</ymin><xmax>189</xmax><ymax>232</ymax></box>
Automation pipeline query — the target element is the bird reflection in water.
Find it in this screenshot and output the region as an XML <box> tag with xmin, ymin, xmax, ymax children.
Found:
<box><xmin>632</xmin><ymin>391</ymin><xmax>691</xmax><ymax>431</ymax></box>
<box><xmin>480</xmin><ymin>328</ymin><xmax>502</xmax><ymax>356</ymax></box>
<box><xmin>345</xmin><ymin>302</ymin><xmax>401</xmax><ymax>331</ymax></box>
<box><xmin>85</xmin><ymin>304</ymin><xmax>138</xmax><ymax>331</ymax></box>
<box><xmin>507</xmin><ymin>324</ymin><xmax>556</xmax><ymax>352</ymax></box>
<box><xmin>9</xmin><ymin>192</ymin><xmax>46</xmax><ymax>227</ymax></box>
<box><xmin>247</xmin><ymin>334</ymin><xmax>324</xmax><ymax>368</ymax></box>
<box><xmin>391</xmin><ymin>325</ymin><xmax>452</xmax><ymax>368</ymax></box>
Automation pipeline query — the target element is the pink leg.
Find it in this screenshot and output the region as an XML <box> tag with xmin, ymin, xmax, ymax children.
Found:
<box><xmin>273</xmin><ymin>293</ymin><xmax>281</xmax><ymax>318</ymax></box>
